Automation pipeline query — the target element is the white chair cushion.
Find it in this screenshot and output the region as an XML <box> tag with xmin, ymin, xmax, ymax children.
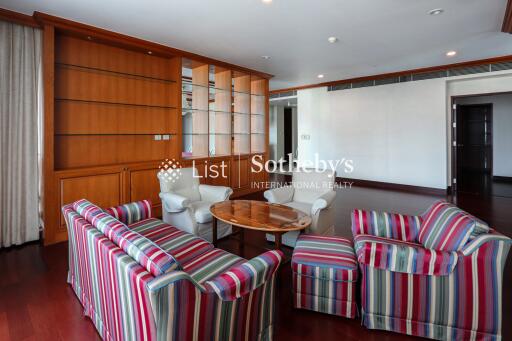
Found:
<box><xmin>283</xmin><ymin>201</ymin><xmax>312</xmax><ymax>216</ymax></box>
<box><xmin>190</xmin><ymin>201</ymin><xmax>213</xmax><ymax>224</ymax></box>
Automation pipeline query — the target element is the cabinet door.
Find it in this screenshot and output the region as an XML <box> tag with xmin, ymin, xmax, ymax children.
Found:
<box><xmin>59</xmin><ymin>172</ymin><xmax>123</xmax><ymax>228</ymax></box>
<box><xmin>129</xmin><ymin>168</ymin><xmax>162</xmax><ymax>218</ymax></box>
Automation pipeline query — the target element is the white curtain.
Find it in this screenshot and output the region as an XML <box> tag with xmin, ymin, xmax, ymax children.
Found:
<box><xmin>0</xmin><ymin>20</ymin><xmax>42</xmax><ymax>247</ymax></box>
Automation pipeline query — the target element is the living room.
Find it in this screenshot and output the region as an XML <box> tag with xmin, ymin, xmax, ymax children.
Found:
<box><xmin>1</xmin><ymin>1</ymin><xmax>512</xmax><ymax>340</ymax></box>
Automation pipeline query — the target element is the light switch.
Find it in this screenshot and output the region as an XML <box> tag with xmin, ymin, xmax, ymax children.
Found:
<box><xmin>162</xmin><ymin>134</ymin><xmax>170</xmax><ymax>140</ymax></box>
<box><xmin>154</xmin><ymin>134</ymin><xmax>162</xmax><ymax>141</ymax></box>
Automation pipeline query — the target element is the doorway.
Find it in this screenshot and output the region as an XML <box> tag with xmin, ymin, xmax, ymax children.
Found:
<box><xmin>452</xmin><ymin>93</ymin><xmax>512</xmax><ymax>198</ymax></box>
<box><xmin>284</xmin><ymin>107</ymin><xmax>293</xmax><ymax>160</ymax></box>
<box><xmin>456</xmin><ymin>104</ymin><xmax>493</xmax><ymax>195</ymax></box>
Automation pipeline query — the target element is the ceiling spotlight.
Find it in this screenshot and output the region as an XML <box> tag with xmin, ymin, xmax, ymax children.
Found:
<box><xmin>328</xmin><ymin>37</ymin><xmax>338</xmax><ymax>43</ymax></box>
<box><xmin>446</xmin><ymin>50</ymin><xmax>457</xmax><ymax>57</ymax></box>
<box><xmin>428</xmin><ymin>8</ymin><xmax>444</xmax><ymax>16</ymax></box>
<box><xmin>317</xmin><ymin>74</ymin><xmax>324</xmax><ymax>79</ymax></box>
<box><xmin>261</xmin><ymin>55</ymin><xmax>271</xmax><ymax>60</ymax></box>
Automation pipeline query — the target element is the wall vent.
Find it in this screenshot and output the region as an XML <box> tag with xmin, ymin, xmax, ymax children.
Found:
<box><xmin>490</xmin><ymin>61</ymin><xmax>512</xmax><ymax>72</ymax></box>
<box><xmin>270</xmin><ymin>90</ymin><xmax>297</xmax><ymax>99</ymax></box>
<box><xmin>324</xmin><ymin>60</ymin><xmax>512</xmax><ymax>93</ymax></box>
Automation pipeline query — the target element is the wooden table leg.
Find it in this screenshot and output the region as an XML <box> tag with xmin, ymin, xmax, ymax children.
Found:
<box><xmin>239</xmin><ymin>228</ymin><xmax>245</xmax><ymax>257</ymax></box>
<box><xmin>212</xmin><ymin>217</ymin><xmax>218</xmax><ymax>247</ymax></box>
<box><xmin>274</xmin><ymin>232</ymin><xmax>282</xmax><ymax>251</ymax></box>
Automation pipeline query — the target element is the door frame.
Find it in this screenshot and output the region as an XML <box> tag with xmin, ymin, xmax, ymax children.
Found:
<box><xmin>451</xmin><ymin>96</ymin><xmax>499</xmax><ymax>194</ymax></box>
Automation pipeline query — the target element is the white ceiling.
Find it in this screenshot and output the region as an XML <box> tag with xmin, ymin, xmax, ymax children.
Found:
<box><xmin>2</xmin><ymin>0</ymin><xmax>512</xmax><ymax>90</ymax></box>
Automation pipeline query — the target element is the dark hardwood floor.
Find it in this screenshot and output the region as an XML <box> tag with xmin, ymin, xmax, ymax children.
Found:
<box><xmin>1</xmin><ymin>182</ymin><xmax>511</xmax><ymax>341</ymax></box>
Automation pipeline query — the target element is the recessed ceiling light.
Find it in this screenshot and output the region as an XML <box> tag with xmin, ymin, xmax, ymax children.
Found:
<box><xmin>428</xmin><ymin>8</ymin><xmax>444</xmax><ymax>16</ymax></box>
<box><xmin>317</xmin><ymin>74</ymin><xmax>324</xmax><ymax>79</ymax></box>
<box><xmin>446</xmin><ymin>50</ymin><xmax>457</xmax><ymax>57</ymax></box>
<box><xmin>261</xmin><ymin>55</ymin><xmax>271</xmax><ymax>60</ymax></box>
<box><xmin>262</xmin><ymin>0</ymin><xmax>272</xmax><ymax>3</ymax></box>
<box><xmin>328</xmin><ymin>37</ymin><xmax>338</xmax><ymax>44</ymax></box>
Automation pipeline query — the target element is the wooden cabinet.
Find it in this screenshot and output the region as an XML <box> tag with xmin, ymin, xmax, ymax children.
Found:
<box><xmin>41</xmin><ymin>16</ymin><xmax>270</xmax><ymax>245</ymax></box>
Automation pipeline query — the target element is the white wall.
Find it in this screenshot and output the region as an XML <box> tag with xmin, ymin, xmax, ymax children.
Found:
<box><xmin>455</xmin><ymin>94</ymin><xmax>512</xmax><ymax>177</ymax></box>
<box><xmin>297</xmin><ymin>79</ymin><xmax>448</xmax><ymax>189</ymax></box>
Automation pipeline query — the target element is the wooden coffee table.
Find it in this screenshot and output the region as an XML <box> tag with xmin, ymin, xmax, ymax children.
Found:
<box><xmin>210</xmin><ymin>200</ymin><xmax>311</xmax><ymax>251</ymax></box>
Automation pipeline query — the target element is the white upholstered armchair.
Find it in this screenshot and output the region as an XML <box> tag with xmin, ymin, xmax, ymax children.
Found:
<box><xmin>158</xmin><ymin>167</ymin><xmax>233</xmax><ymax>242</ymax></box>
<box><xmin>264</xmin><ymin>169</ymin><xmax>336</xmax><ymax>247</ymax></box>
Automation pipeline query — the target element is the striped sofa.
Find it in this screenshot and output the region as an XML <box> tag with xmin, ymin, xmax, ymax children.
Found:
<box><xmin>63</xmin><ymin>199</ymin><xmax>283</xmax><ymax>341</ymax></box>
<box><xmin>352</xmin><ymin>201</ymin><xmax>512</xmax><ymax>340</ymax></box>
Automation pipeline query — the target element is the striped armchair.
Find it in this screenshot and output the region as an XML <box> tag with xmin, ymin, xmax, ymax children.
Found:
<box><xmin>352</xmin><ymin>203</ymin><xmax>512</xmax><ymax>340</ymax></box>
<box><xmin>63</xmin><ymin>199</ymin><xmax>283</xmax><ymax>341</ymax></box>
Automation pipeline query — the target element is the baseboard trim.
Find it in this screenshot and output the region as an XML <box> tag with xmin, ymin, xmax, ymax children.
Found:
<box><xmin>493</xmin><ymin>176</ymin><xmax>512</xmax><ymax>183</ymax></box>
<box><xmin>337</xmin><ymin>177</ymin><xmax>448</xmax><ymax>196</ymax></box>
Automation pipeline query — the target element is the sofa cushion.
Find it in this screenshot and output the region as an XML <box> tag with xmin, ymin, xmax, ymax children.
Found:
<box><xmin>104</xmin><ymin>200</ymin><xmax>152</xmax><ymax>225</ymax></box>
<box><xmin>292</xmin><ymin>235</ymin><xmax>358</xmax><ymax>282</ymax></box>
<box><xmin>351</xmin><ymin>209</ymin><xmax>421</xmax><ymax>242</ymax></box>
<box><xmin>190</xmin><ymin>201</ymin><xmax>213</xmax><ymax>224</ymax></box>
<box><xmin>73</xmin><ymin>199</ymin><xmax>179</xmax><ymax>277</ymax></box>
<box><xmin>181</xmin><ymin>248</ymin><xmax>245</xmax><ymax>283</ymax></box>
<box><xmin>128</xmin><ymin>218</ymin><xmax>214</xmax><ymax>264</ymax></box>
<box><xmin>418</xmin><ymin>200</ymin><xmax>489</xmax><ymax>251</ymax></box>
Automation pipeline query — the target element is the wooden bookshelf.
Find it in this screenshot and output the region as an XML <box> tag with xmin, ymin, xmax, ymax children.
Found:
<box><xmin>40</xmin><ymin>14</ymin><xmax>270</xmax><ymax>245</ymax></box>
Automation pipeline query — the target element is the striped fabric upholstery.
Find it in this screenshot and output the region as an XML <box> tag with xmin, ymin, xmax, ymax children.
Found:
<box><xmin>63</xmin><ymin>205</ymin><xmax>156</xmax><ymax>341</ymax></box>
<box><xmin>63</xmin><ymin>200</ymin><xmax>283</xmax><ymax>341</ymax></box>
<box><xmin>419</xmin><ymin>201</ymin><xmax>489</xmax><ymax>251</ymax></box>
<box><xmin>354</xmin><ymin>234</ymin><xmax>458</xmax><ymax>276</ymax></box>
<box><xmin>105</xmin><ymin>200</ymin><xmax>152</xmax><ymax>225</ymax></box>
<box><xmin>352</xmin><ymin>206</ymin><xmax>512</xmax><ymax>340</ymax></box>
<box><xmin>351</xmin><ymin>209</ymin><xmax>421</xmax><ymax>242</ymax></box>
<box><xmin>292</xmin><ymin>235</ymin><xmax>358</xmax><ymax>318</ymax></box>
<box><xmin>203</xmin><ymin>250</ymin><xmax>283</xmax><ymax>301</ymax></box>
<box><xmin>182</xmin><ymin>248</ymin><xmax>245</xmax><ymax>283</ymax></box>
<box><xmin>73</xmin><ymin>199</ymin><xmax>179</xmax><ymax>277</ymax></box>
<box><xmin>128</xmin><ymin>218</ymin><xmax>213</xmax><ymax>264</ymax></box>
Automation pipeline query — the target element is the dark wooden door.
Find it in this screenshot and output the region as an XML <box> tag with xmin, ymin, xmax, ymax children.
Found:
<box><xmin>284</xmin><ymin>107</ymin><xmax>293</xmax><ymax>157</ymax></box>
<box><xmin>456</xmin><ymin>104</ymin><xmax>493</xmax><ymax>175</ymax></box>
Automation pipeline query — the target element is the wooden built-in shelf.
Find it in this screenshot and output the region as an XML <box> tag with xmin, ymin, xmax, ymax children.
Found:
<box><xmin>55</xmin><ymin>62</ymin><xmax>177</xmax><ymax>83</ymax></box>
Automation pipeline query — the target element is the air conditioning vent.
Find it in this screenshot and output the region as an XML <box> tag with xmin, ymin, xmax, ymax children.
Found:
<box><xmin>351</xmin><ymin>80</ymin><xmax>374</xmax><ymax>89</ymax></box>
<box><xmin>374</xmin><ymin>76</ymin><xmax>400</xmax><ymax>86</ymax></box>
<box><xmin>328</xmin><ymin>83</ymin><xmax>351</xmax><ymax>91</ymax></box>
<box><xmin>490</xmin><ymin>61</ymin><xmax>512</xmax><ymax>72</ymax></box>
<box><xmin>448</xmin><ymin>65</ymin><xmax>489</xmax><ymax>77</ymax></box>
<box><xmin>412</xmin><ymin>70</ymin><xmax>447</xmax><ymax>81</ymax></box>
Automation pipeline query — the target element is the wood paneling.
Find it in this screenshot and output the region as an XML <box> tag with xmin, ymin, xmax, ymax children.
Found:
<box><xmin>59</xmin><ymin>172</ymin><xmax>122</xmax><ymax>227</ymax></box>
<box><xmin>55</xmin><ymin>135</ymin><xmax>179</xmax><ymax>169</ymax></box>
<box><xmin>0</xmin><ymin>7</ymin><xmax>39</xmax><ymax>27</ymax></box>
<box><xmin>55</xmin><ymin>101</ymin><xmax>178</xmax><ymax>135</ymax></box>
<box><xmin>55</xmin><ymin>64</ymin><xmax>175</xmax><ymax>107</ymax></box>
<box><xmin>129</xmin><ymin>168</ymin><xmax>162</xmax><ymax>217</ymax></box>
<box><xmin>208</xmin><ymin>159</ymin><xmax>231</xmax><ymax>187</ymax></box>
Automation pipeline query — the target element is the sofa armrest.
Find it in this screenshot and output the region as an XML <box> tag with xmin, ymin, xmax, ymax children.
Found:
<box><xmin>461</xmin><ymin>229</ymin><xmax>512</xmax><ymax>256</ymax></box>
<box><xmin>264</xmin><ymin>186</ymin><xmax>294</xmax><ymax>204</ymax></box>
<box><xmin>104</xmin><ymin>200</ymin><xmax>152</xmax><ymax>225</ymax></box>
<box><xmin>160</xmin><ymin>192</ymin><xmax>190</xmax><ymax>213</ymax></box>
<box><xmin>351</xmin><ymin>209</ymin><xmax>422</xmax><ymax>242</ymax></box>
<box><xmin>354</xmin><ymin>234</ymin><xmax>458</xmax><ymax>276</ymax></box>
<box><xmin>311</xmin><ymin>191</ymin><xmax>336</xmax><ymax>215</ymax></box>
<box><xmin>198</xmin><ymin>184</ymin><xmax>233</xmax><ymax>203</ymax></box>
<box><xmin>203</xmin><ymin>250</ymin><xmax>284</xmax><ymax>301</ymax></box>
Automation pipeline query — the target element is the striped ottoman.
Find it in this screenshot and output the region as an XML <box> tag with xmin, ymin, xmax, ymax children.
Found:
<box><xmin>292</xmin><ymin>234</ymin><xmax>358</xmax><ymax>318</ymax></box>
